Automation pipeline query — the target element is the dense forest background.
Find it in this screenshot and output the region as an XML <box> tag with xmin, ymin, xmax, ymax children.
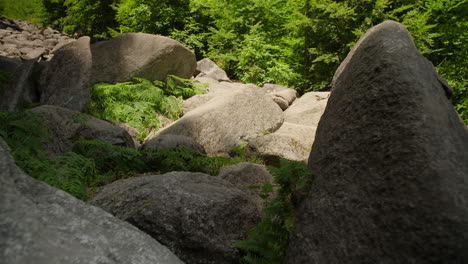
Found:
<box><xmin>1</xmin><ymin>0</ymin><xmax>466</xmax><ymax>121</ymax></box>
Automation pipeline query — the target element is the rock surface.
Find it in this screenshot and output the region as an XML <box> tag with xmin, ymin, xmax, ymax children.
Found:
<box><xmin>195</xmin><ymin>58</ymin><xmax>230</xmax><ymax>82</ymax></box>
<box><xmin>0</xmin><ymin>138</ymin><xmax>184</xmax><ymax>264</ymax></box>
<box><xmin>259</xmin><ymin>83</ymin><xmax>297</xmax><ymax>110</ymax></box>
<box><xmin>90</xmin><ymin>33</ymin><xmax>196</xmax><ymax>84</ymax></box>
<box><xmin>30</xmin><ymin>105</ymin><xmax>135</xmax><ymax>157</ymax></box>
<box><xmin>39</xmin><ymin>37</ymin><xmax>92</xmax><ymax>111</ymax></box>
<box><xmin>91</xmin><ymin>172</ymin><xmax>260</xmax><ymax>264</ymax></box>
<box><xmin>286</xmin><ymin>21</ymin><xmax>468</xmax><ymax>264</ymax></box>
<box><xmin>154</xmin><ymin>86</ymin><xmax>284</xmax><ymax>156</ymax></box>
<box><xmin>0</xmin><ymin>60</ymin><xmax>39</xmax><ymax>111</ymax></box>
<box><xmin>248</xmin><ymin>92</ymin><xmax>329</xmax><ymax>164</ymax></box>
<box><xmin>218</xmin><ymin>162</ymin><xmax>275</xmax><ymax>211</ymax></box>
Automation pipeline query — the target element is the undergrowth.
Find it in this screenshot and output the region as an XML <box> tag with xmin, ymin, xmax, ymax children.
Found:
<box><xmin>0</xmin><ymin>111</ymin><xmax>99</xmax><ymax>200</ymax></box>
<box><xmin>234</xmin><ymin>158</ymin><xmax>313</xmax><ymax>264</ymax></box>
<box><xmin>1</xmin><ymin>110</ymin><xmax>259</xmax><ymax>201</ymax></box>
<box><xmin>86</xmin><ymin>76</ymin><xmax>207</xmax><ymax>141</ymax></box>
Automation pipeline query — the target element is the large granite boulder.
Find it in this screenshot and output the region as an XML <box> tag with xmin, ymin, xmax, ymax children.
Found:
<box><xmin>91</xmin><ymin>172</ymin><xmax>261</xmax><ymax>264</ymax></box>
<box><xmin>39</xmin><ymin>36</ymin><xmax>92</xmax><ymax>112</ymax></box>
<box><xmin>259</xmin><ymin>83</ymin><xmax>298</xmax><ymax>111</ymax></box>
<box><xmin>0</xmin><ymin>60</ymin><xmax>40</xmax><ymax>111</ymax></box>
<box><xmin>155</xmin><ymin>86</ymin><xmax>284</xmax><ymax>156</ymax></box>
<box><xmin>0</xmin><ymin>56</ymin><xmax>22</xmax><ymax>73</ymax></box>
<box><xmin>286</xmin><ymin>21</ymin><xmax>468</xmax><ymax>263</ymax></box>
<box><xmin>0</xmin><ymin>138</ymin><xmax>183</xmax><ymax>264</ymax></box>
<box><xmin>90</xmin><ymin>33</ymin><xmax>196</xmax><ymax>84</ymax></box>
<box><xmin>194</xmin><ymin>58</ymin><xmax>230</xmax><ymax>82</ymax></box>
<box><xmin>30</xmin><ymin>105</ymin><xmax>135</xmax><ymax>157</ymax></box>
<box><xmin>218</xmin><ymin>162</ymin><xmax>275</xmax><ymax>211</ymax></box>
<box><xmin>247</xmin><ymin>92</ymin><xmax>329</xmax><ymax>164</ymax></box>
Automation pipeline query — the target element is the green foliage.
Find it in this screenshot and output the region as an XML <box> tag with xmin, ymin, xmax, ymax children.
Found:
<box><xmin>165</xmin><ymin>75</ymin><xmax>208</xmax><ymax>99</ymax></box>
<box><xmin>51</xmin><ymin>152</ymin><xmax>97</xmax><ymax>200</ymax></box>
<box><xmin>41</xmin><ymin>0</ymin><xmax>118</xmax><ymax>39</ymax></box>
<box><xmin>0</xmin><ymin>0</ymin><xmax>44</xmax><ymax>24</ymax></box>
<box><xmin>235</xmin><ymin>159</ymin><xmax>313</xmax><ymax>264</ymax></box>
<box><xmin>72</xmin><ymin>138</ymin><xmax>147</xmax><ymax>178</ymax></box>
<box><xmin>0</xmin><ymin>111</ymin><xmax>98</xmax><ymax>200</ymax></box>
<box><xmin>0</xmin><ymin>111</ymin><xmax>50</xmax><ymax>177</ymax></box>
<box><xmin>86</xmin><ymin>77</ymin><xmax>203</xmax><ymax>141</ymax></box>
<box><xmin>113</xmin><ymin>0</ymin><xmax>190</xmax><ymax>37</ymax></box>
<box><xmin>143</xmin><ymin>145</ymin><xmax>239</xmax><ymax>175</ymax></box>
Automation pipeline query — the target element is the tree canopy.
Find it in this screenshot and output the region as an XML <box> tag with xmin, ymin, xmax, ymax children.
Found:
<box><xmin>1</xmin><ymin>0</ymin><xmax>467</xmax><ymax>121</ymax></box>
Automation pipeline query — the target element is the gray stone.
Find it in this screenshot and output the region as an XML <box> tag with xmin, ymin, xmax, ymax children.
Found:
<box><xmin>19</xmin><ymin>47</ymin><xmax>33</xmax><ymax>54</ymax></box>
<box><xmin>154</xmin><ymin>87</ymin><xmax>284</xmax><ymax>156</ymax></box>
<box><xmin>218</xmin><ymin>162</ymin><xmax>275</xmax><ymax>211</ymax></box>
<box><xmin>40</xmin><ymin>36</ymin><xmax>92</xmax><ymax>111</ymax></box>
<box><xmin>42</xmin><ymin>38</ymin><xmax>58</xmax><ymax>47</ymax></box>
<box><xmin>272</xmin><ymin>96</ymin><xmax>289</xmax><ymax>110</ymax></box>
<box><xmin>22</xmin><ymin>47</ymin><xmax>46</xmax><ymax>60</ymax></box>
<box><xmin>286</xmin><ymin>21</ymin><xmax>468</xmax><ymax>264</ymax></box>
<box><xmin>90</xmin><ymin>33</ymin><xmax>196</xmax><ymax>84</ymax></box>
<box><xmin>0</xmin><ymin>60</ymin><xmax>39</xmax><ymax>111</ymax></box>
<box><xmin>195</xmin><ymin>58</ymin><xmax>230</xmax><ymax>82</ymax></box>
<box><xmin>261</xmin><ymin>83</ymin><xmax>297</xmax><ymax>107</ymax></box>
<box><xmin>182</xmin><ymin>93</ymin><xmax>217</xmax><ymax>114</ymax></box>
<box><xmin>0</xmin><ymin>56</ymin><xmax>22</xmax><ymax>73</ymax></box>
<box><xmin>0</xmin><ymin>138</ymin><xmax>184</xmax><ymax>264</ymax></box>
<box><xmin>283</xmin><ymin>92</ymin><xmax>329</xmax><ymax>126</ymax></box>
<box><xmin>142</xmin><ymin>134</ymin><xmax>206</xmax><ymax>154</ymax></box>
<box><xmin>30</xmin><ymin>105</ymin><xmax>136</xmax><ymax>157</ymax></box>
<box><xmin>247</xmin><ymin>92</ymin><xmax>329</xmax><ymax>164</ymax></box>
<box><xmin>91</xmin><ymin>172</ymin><xmax>260</xmax><ymax>264</ymax></box>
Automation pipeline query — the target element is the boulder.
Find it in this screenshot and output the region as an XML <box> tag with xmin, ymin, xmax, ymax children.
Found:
<box><xmin>286</xmin><ymin>21</ymin><xmax>468</xmax><ymax>263</ymax></box>
<box><xmin>247</xmin><ymin>92</ymin><xmax>329</xmax><ymax>164</ymax></box>
<box><xmin>39</xmin><ymin>36</ymin><xmax>92</xmax><ymax>112</ymax></box>
<box><xmin>0</xmin><ymin>60</ymin><xmax>40</xmax><ymax>111</ymax></box>
<box><xmin>0</xmin><ymin>56</ymin><xmax>22</xmax><ymax>73</ymax></box>
<box><xmin>260</xmin><ymin>83</ymin><xmax>297</xmax><ymax>110</ymax></box>
<box><xmin>0</xmin><ymin>138</ymin><xmax>184</xmax><ymax>264</ymax></box>
<box><xmin>30</xmin><ymin>105</ymin><xmax>135</xmax><ymax>157</ymax></box>
<box><xmin>141</xmin><ymin>134</ymin><xmax>206</xmax><ymax>154</ymax></box>
<box><xmin>154</xmin><ymin>87</ymin><xmax>284</xmax><ymax>156</ymax></box>
<box><xmin>218</xmin><ymin>162</ymin><xmax>275</xmax><ymax>211</ymax></box>
<box><xmin>21</xmin><ymin>47</ymin><xmax>46</xmax><ymax>60</ymax></box>
<box><xmin>195</xmin><ymin>58</ymin><xmax>230</xmax><ymax>82</ymax></box>
<box><xmin>90</xmin><ymin>33</ymin><xmax>196</xmax><ymax>84</ymax></box>
<box><xmin>91</xmin><ymin>172</ymin><xmax>261</xmax><ymax>264</ymax></box>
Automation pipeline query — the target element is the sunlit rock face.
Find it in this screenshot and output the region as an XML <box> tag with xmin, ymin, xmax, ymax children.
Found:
<box><xmin>286</xmin><ymin>20</ymin><xmax>468</xmax><ymax>264</ymax></box>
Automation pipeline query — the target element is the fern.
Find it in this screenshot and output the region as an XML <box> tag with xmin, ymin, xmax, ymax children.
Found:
<box><xmin>86</xmin><ymin>77</ymin><xmax>201</xmax><ymax>141</ymax></box>
<box><xmin>72</xmin><ymin>138</ymin><xmax>147</xmax><ymax>178</ymax></box>
<box><xmin>234</xmin><ymin>159</ymin><xmax>313</xmax><ymax>264</ymax></box>
<box><xmin>165</xmin><ymin>75</ymin><xmax>208</xmax><ymax>99</ymax></box>
<box><xmin>0</xmin><ymin>111</ymin><xmax>96</xmax><ymax>200</ymax></box>
<box><xmin>52</xmin><ymin>152</ymin><xmax>97</xmax><ymax>200</ymax></box>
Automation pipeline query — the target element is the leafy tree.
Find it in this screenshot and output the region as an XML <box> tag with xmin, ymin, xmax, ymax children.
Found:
<box><xmin>0</xmin><ymin>0</ymin><xmax>44</xmax><ymax>24</ymax></box>
<box><xmin>112</xmin><ymin>0</ymin><xmax>191</xmax><ymax>36</ymax></box>
<box><xmin>41</xmin><ymin>0</ymin><xmax>118</xmax><ymax>39</ymax></box>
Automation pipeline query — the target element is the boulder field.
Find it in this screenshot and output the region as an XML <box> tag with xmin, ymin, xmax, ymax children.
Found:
<box><xmin>1</xmin><ymin>19</ymin><xmax>467</xmax><ymax>263</ymax></box>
